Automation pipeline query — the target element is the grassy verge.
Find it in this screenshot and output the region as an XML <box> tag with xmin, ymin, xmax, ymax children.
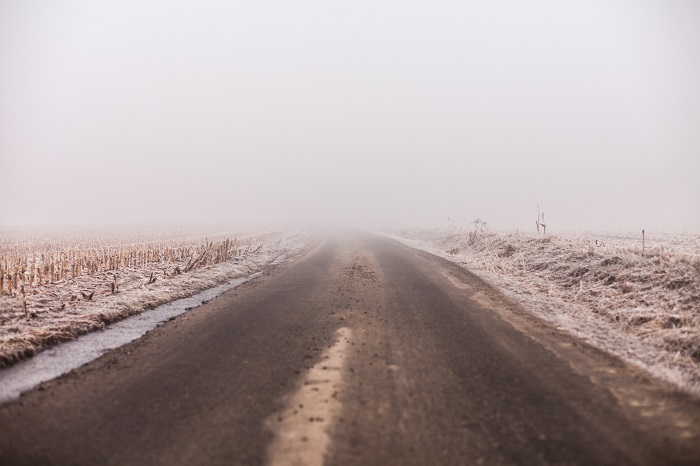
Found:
<box><xmin>385</xmin><ymin>228</ymin><xmax>700</xmax><ymax>395</ymax></box>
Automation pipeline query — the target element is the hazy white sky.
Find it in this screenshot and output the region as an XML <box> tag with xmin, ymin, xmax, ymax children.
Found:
<box><xmin>1</xmin><ymin>0</ymin><xmax>699</xmax><ymax>231</ymax></box>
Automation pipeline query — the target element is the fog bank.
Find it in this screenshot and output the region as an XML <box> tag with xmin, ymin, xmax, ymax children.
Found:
<box><xmin>2</xmin><ymin>1</ymin><xmax>699</xmax><ymax>232</ymax></box>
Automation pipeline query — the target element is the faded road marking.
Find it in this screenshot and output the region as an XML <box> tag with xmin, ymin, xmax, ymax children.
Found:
<box><xmin>266</xmin><ymin>327</ymin><xmax>351</xmax><ymax>466</ymax></box>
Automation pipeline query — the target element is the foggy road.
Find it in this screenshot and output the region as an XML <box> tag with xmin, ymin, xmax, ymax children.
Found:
<box><xmin>0</xmin><ymin>231</ymin><xmax>699</xmax><ymax>465</ymax></box>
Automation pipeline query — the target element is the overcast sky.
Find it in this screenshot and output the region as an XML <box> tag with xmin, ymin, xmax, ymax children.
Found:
<box><xmin>1</xmin><ymin>0</ymin><xmax>699</xmax><ymax>232</ymax></box>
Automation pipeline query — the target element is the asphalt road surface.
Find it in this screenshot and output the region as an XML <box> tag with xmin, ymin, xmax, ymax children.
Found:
<box><xmin>1</xmin><ymin>231</ymin><xmax>699</xmax><ymax>465</ymax></box>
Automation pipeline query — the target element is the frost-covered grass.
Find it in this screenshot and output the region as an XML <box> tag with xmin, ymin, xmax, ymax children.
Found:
<box><xmin>0</xmin><ymin>226</ymin><xmax>311</xmax><ymax>368</ymax></box>
<box><xmin>383</xmin><ymin>228</ymin><xmax>700</xmax><ymax>395</ymax></box>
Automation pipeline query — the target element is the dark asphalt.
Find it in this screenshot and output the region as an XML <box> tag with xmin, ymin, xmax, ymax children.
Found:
<box><xmin>0</xmin><ymin>230</ymin><xmax>699</xmax><ymax>465</ymax></box>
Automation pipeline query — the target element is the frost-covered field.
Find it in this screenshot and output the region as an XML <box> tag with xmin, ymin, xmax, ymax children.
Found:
<box><xmin>0</xmin><ymin>226</ymin><xmax>311</xmax><ymax>367</ymax></box>
<box><xmin>383</xmin><ymin>228</ymin><xmax>700</xmax><ymax>394</ymax></box>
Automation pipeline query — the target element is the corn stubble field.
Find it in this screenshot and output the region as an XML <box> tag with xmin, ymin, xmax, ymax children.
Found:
<box><xmin>386</xmin><ymin>227</ymin><xmax>700</xmax><ymax>395</ymax></box>
<box><xmin>0</xmin><ymin>227</ymin><xmax>307</xmax><ymax>368</ymax></box>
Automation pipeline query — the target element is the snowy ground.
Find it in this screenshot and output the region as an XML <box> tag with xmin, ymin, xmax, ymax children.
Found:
<box><xmin>0</xmin><ymin>227</ymin><xmax>312</xmax><ymax>368</ymax></box>
<box><xmin>382</xmin><ymin>227</ymin><xmax>700</xmax><ymax>395</ymax></box>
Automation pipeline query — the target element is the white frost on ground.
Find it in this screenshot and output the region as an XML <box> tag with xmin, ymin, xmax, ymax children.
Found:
<box><xmin>0</xmin><ymin>227</ymin><xmax>312</xmax><ymax>367</ymax></box>
<box><xmin>0</xmin><ymin>273</ymin><xmax>261</xmax><ymax>404</ymax></box>
<box><xmin>382</xmin><ymin>228</ymin><xmax>700</xmax><ymax>395</ymax></box>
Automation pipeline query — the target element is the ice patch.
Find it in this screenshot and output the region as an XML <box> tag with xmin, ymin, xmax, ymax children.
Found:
<box><xmin>271</xmin><ymin>254</ymin><xmax>288</xmax><ymax>266</ymax></box>
<box><xmin>0</xmin><ymin>272</ymin><xmax>262</xmax><ymax>404</ymax></box>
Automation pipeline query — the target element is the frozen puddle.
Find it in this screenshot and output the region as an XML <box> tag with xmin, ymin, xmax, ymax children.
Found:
<box><xmin>0</xmin><ymin>271</ymin><xmax>263</xmax><ymax>404</ymax></box>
